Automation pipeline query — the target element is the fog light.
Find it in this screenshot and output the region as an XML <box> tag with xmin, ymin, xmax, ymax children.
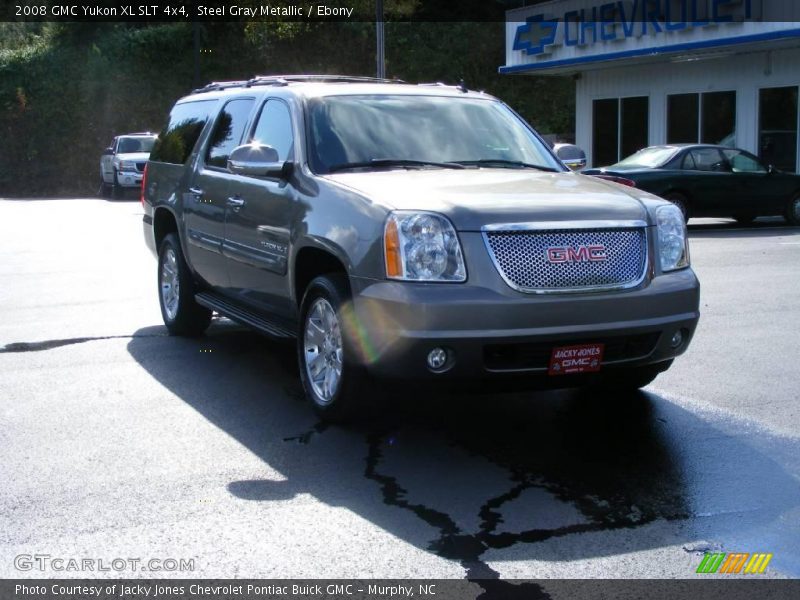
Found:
<box><xmin>427</xmin><ymin>347</ymin><xmax>448</xmax><ymax>371</ymax></box>
<box><xmin>670</xmin><ymin>330</ymin><xmax>683</xmax><ymax>348</ymax></box>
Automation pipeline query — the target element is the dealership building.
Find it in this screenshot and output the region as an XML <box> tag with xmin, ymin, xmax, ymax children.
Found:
<box><xmin>502</xmin><ymin>0</ymin><xmax>800</xmax><ymax>171</ymax></box>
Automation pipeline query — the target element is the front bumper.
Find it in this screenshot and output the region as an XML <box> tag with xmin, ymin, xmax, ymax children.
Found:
<box><xmin>348</xmin><ymin>267</ymin><xmax>699</xmax><ymax>385</ymax></box>
<box><xmin>116</xmin><ymin>170</ymin><xmax>143</xmax><ymax>187</ymax></box>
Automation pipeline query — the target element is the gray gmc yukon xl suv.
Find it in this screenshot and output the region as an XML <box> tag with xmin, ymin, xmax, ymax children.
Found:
<box><xmin>142</xmin><ymin>75</ymin><xmax>700</xmax><ymax>421</ymax></box>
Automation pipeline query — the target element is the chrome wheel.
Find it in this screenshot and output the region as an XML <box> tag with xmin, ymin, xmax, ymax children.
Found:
<box><xmin>160</xmin><ymin>247</ymin><xmax>180</xmax><ymax>321</ymax></box>
<box><xmin>303</xmin><ymin>297</ymin><xmax>343</xmax><ymax>405</ymax></box>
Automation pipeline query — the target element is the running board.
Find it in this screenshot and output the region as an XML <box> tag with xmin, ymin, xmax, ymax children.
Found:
<box><xmin>195</xmin><ymin>292</ymin><xmax>296</xmax><ymax>340</ymax></box>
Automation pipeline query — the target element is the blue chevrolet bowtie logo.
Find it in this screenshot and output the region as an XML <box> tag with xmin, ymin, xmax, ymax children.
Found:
<box><xmin>513</xmin><ymin>14</ymin><xmax>559</xmax><ymax>56</ymax></box>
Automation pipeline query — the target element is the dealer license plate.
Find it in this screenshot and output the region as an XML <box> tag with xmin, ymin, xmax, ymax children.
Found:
<box><xmin>548</xmin><ymin>343</ymin><xmax>605</xmax><ymax>375</ymax></box>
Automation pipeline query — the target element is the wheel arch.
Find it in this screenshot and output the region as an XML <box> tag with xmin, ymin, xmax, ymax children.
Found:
<box><xmin>153</xmin><ymin>206</ymin><xmax>179</xmax><ymax>252</ymax></box>
<box><xmin>293</xmin><ymin>245</ymin><xmax>349</xmax><ymax>307</ymax></box>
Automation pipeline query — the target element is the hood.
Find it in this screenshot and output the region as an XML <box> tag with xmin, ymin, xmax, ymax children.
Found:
<box><xmin>115</xmin><ymin>152</ymin><xmax>150</xmax><ymax>162</ymax></box>
<box><xmin>324</xmin><ymin>169</ymin><xmax>649</xmax><ymax>231</ymax></box>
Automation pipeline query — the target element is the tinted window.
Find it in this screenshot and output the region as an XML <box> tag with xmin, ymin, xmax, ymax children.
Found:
<box><xmin>593</xmin><ymin>98</ymin><xmax>618</xmax><ymax>167</ymax></box>
<box><xmin>681</xmin><ymin>151</ymin><xmax>696</xmax><ymax>170</ymax></box>
<box><xmin>117</xmin><ymin>137</ymin><xmax>156</xmax><ymax>153</ymax></box>
<box><xmin>206</xmin><ymin>98</ymin><xmax>255</xmax><ymax>169</ymax></box>
<box><xmin>759</xmin><ymin>86</ymin><xmax>798</xmax><ymax>172</ymax></box>
<box><xmin>150</xmin><ymin>100</ymin><xmax>216</xmax><ymax>165</ymax></box>
<box><xmin>620</xmin><ymin>96</ymin><xmax>648</xmax><ymax>159</ymax></box>
<box><xmin>688</xmin><ymin>148</ymin><xmax>726</xmax><ymax>172</ymax></box>
<box><xmin>702</xmin><ymin>91</ymin><xmax>736</xmax><ymax>146</ymax></box>
<box><xmin>667</xmin><ymin>94</ymin><xmax>699</xmax><ymax>144</ymax></box>
<box><xmin>250</xmin><ymin>100</ymin><xmax>294</xmax><ymax>161</ymax></box>
<box><xmin>722</xmin><ymin>149</ymin><xmax>767</xmax><ymax>173</ymax></box>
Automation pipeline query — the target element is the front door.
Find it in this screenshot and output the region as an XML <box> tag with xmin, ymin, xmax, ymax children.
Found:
<box><xmin>224</xmin><ymin>98</ymin><xmax>296</xmax><ymax>319</ymax></box>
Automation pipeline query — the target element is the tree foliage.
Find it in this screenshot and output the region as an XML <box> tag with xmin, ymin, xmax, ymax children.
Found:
<box><xmin>0</xmin><ymin>19</ymin><xmax>573</xmax><ymax>196</ymax></box>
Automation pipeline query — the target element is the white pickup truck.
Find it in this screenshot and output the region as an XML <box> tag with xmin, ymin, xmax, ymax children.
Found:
<box><xmin>100</xmin><ymin>133</ymin><xmax>157</xmax><ymax>198</ymax></box>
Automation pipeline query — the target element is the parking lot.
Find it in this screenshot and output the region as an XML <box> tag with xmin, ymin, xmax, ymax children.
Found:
<box><xmin>1</xmin><ymin>197</ymin><xmax>799</xmax><ymax>582</ymax></box>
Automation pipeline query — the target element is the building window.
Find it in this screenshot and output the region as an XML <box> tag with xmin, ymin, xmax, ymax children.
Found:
<box><xmin>592</xmin><ymin>96</ymin><xmax>649</xmax><ymax>166</ymax></box>
<box><xmin>759</xmin><ymin>86</ymin><xmax>798</xmax><ymax>173</ymax></box>
<box><xmin>667</xmin><ymin>91</ymin><xmax>736</xmax><ymax>146</ymax></box>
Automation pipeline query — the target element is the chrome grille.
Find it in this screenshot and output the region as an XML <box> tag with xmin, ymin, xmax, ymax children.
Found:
<box><xmin>483</xmin><ymin>226</ymin><xmax>647</xmax><ymax>293</ymax></box>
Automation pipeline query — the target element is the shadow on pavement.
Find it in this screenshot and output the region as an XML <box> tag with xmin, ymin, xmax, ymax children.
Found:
<box><xmin>127</xmin><ymin>322</ymin><xmax>800</xmax><ymax>582</ymax></box>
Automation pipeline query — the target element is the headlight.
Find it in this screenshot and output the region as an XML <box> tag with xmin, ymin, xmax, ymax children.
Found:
<box><xmin>384</xmin><ymin>211</ymin><xmax>466</xmax><ymax>282</ymax></box>
<box><xmin>656</xmin><ymin>204</ymin><xmax>690</xmax><ymax>272</ymax></box>
<box><xmin>117</xmin><ymin>160</ymin><xmax>136</xmax><ymax>172</ymax></box>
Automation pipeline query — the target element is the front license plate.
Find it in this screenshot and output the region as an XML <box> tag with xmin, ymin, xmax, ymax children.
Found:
<box><xmin>548</xmin><ymin>343</ymin><xmax>605</xmax><ymax>375</ymax></box>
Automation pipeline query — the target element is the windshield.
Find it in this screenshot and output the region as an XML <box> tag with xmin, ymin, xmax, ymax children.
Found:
<box><xmin>306</xmin><ymin>95</ymin><xmax>562</xmax><ymax>174</ymax></box>
<box><xmin>118</xmin><ymin>137</ymin><xmax>156</xmax><ymax>154</ymax></box>
<box><xmin>614</xmin><ymin>147</ymin><xmax>679</xmax><ymax>168</ymax></box>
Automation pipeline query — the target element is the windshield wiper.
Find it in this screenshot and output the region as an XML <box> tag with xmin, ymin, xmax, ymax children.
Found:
<box><xmin>454</xmin><ymin>159</ymin><xmax>559</xmax><ymax>172</ymax></box>
<box><xmin>328</xmin><ymin>158</ymin><xmax>466</xmax><ymax>172</ymax></box>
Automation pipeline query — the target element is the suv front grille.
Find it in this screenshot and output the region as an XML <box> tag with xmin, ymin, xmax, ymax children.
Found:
<box><xmin>483</xmin><ymin>226</ymin><xmax>647</xmax><ymax>293</ymax></box>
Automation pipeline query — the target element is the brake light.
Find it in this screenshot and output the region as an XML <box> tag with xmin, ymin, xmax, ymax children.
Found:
<box><xmin>140</xmin><ymin>163</ymin><xmax>148</xmax><ymax>206</ymax></box>
<box><xmin>590</xmin><ymin>174</ymin><xmax>637</xmax><ymax>188</ymax></box>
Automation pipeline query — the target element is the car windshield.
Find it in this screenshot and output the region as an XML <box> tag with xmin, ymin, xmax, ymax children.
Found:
<box><xmin>306</xmin><ymin>94</ymin><xmax>562</xmax><ymax>174</ymax></box>
<box><xmin>118</xmin><ymin>137</ymin><xmax>156</xmax><ymax>154</ymax></box>
<box><xmin>614</xmin><ymin>147</ymin><xmax>679</xmax><ymax>168</ymax></box>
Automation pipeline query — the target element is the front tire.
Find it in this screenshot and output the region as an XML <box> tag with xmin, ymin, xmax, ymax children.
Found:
<box><xmin>112</xmin><ymin>171</ymin><xmax>123</xmax><ymax>199</ymax></box>
<box><xmin>786</xmin><ymin>194</ymin><xmax>800</xmax><ymax>226</ymax></box>
<box><xmin>157</xmin><ymin>233</ymin><xmax>212</xmax><ymax>336</ymax></box>
<box><xmin>297</xmin><ymin>274</ymin><xmax>368</xmax><ymax>422</ymax></box>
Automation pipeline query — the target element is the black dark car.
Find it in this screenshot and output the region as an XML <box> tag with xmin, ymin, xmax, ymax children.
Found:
<box><xmin>584</xmin><ymin>144</ymin><xmax>800</xmax><ymax>225</ymax></box>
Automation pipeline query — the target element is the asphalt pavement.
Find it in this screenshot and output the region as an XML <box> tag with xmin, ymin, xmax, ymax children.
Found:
<box><xmin>1</xmin><ymin>197</ymin><xmax>798</xmax><ymax>584</ymax></box>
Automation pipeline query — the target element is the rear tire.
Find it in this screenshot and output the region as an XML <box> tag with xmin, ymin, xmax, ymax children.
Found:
<box><xmin>786</xmin><ymin>194</ymin><xmax>800</xmax><ymax>226</ymax></box>
<box><xmin>593</xmin><ymin>361</ymin><xmax>673</xmax><ymax>392</ymax></box>
<box><xmin>157</xmin><ymin>233</ymin><xmax>212</xmax><ymax>336</ymax></box>
<box><xmin>297</xmin><ymin>273</ymin><xmax>369</xmax><ymax>422</ymax></box>
<box><xmin>664</xmin><ymin>192</ymin><xmax>689</xmax><ymax>223</ymax></box>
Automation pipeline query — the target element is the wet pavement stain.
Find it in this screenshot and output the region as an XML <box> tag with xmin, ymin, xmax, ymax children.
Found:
<box><xmin>283</xmin><ymin>421</ymin><xmax>331</xmax><ymax>444</ymax></box>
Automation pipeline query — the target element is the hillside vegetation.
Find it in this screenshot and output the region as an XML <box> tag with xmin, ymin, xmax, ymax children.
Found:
<box><xmin>0</xmin><ymin>21</ymin><xmax>573</xmax><ymax>196</ymax></box>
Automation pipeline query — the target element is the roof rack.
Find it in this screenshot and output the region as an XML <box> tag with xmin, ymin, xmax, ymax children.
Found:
<box><xmin>190</xmin><ymin>75</ymin><xmax>406</xmax><ymax>95</ymax></box>
<box><xmin>417</xmin><ymin>80</ymin><xmax>472</xmax><ymax>93</ymax></box>
<box><xmin>190</xmin><ymin>80</ymin><xmax>250</xmax><ymax>94</ymax></box>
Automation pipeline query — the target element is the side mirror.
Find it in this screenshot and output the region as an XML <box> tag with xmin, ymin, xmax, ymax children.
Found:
<box><xmin>562</xmin><ymin>158</ymin><xmax>587</xmax><ymax>171</ymax></box>
<box><xmin>228</xmin><ymin>144</ymin><xmax>291</xmax><ymax>179</ymax></box>
<box><xmin>103</xmin><ymin>147</ymin><xmax>114</xmax><ymax>155</ymax></box>
<box><xmin>768</xmin><ymin>164</ymin><xmax>776</xmax><ymax>174</ymax></box>
<box><xmin>554</xmin><ymin>144</ymin><xmax>587</xmax><ymax>171</ymax></box>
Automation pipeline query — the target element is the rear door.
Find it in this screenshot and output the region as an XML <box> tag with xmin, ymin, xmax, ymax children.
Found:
<box><xmin>184</xmin><ymin>96</ymin><xmax>256</xmax><ymax>290</ymax></box>
<box><xmin>721</xmin><ymin>148</ymin><xmax>783</xmax><ymax>215</ymax></box>
<box><xmin>101</xmin><ymin>137</ymin><xmax>117</xmax><ymax>183</ymax></box>
<box><xmin>224</xmin><ymin>98</ymin><xmax>296</xmax><ymax>318</ymax></box>
<box><xmin>683</xmin><ymin>147</ymin><xmax>734</xmax><ymax>216</ymax></box>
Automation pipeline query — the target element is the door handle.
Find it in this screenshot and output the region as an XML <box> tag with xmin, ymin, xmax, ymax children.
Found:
<box><xmin>227</xmin><ymin>196</ymin><xmax>246</xmax><ymax>208</ymax></box>
<box><xmin>188</xmin><ymin>187</ymin><xmax>203</xmax><ymax>201</ymax></box>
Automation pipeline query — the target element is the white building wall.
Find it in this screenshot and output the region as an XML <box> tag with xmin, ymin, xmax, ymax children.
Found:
<box><xmin>576</xmin><ymin>46</ymin><xmax>800</xmax><ymax>167</ymax></box>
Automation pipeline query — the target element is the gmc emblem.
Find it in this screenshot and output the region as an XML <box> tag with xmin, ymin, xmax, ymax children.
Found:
<box><xmin>547</xmin><ymin>245</ymin><xmax>608</xmax><ymax>263</ymax></box>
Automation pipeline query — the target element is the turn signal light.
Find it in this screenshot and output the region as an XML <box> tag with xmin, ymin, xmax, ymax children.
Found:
<box><xmin>384</xmin><ymin>217</ymin><xmax>402</xmax><ymax>278</ymax></box>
